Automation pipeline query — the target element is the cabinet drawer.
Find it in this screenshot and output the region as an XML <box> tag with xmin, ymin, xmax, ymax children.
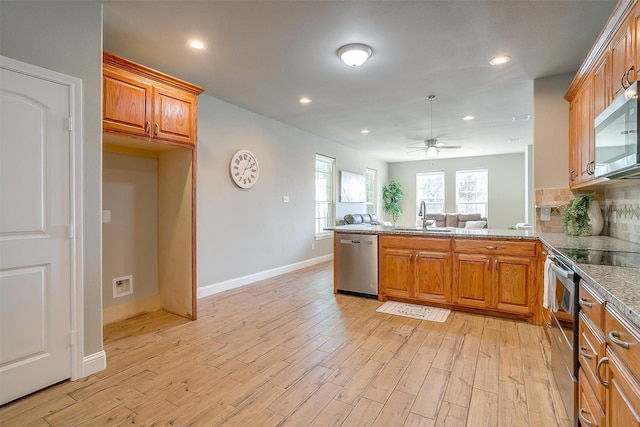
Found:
<box><xmin>579</xmin><ymin>314</ymin><xmax>606</xmax><ymax>407</ymax></box>
<box><xmin>579</xmin><ymin>281</ymin><xmax>605</xmax><ymax>330</ymax></box>
<box><xmin>380</xmin><ymin>235</ymin><xmax>451</xmax><ymax>252</ymax></box>
<box><xmin>578</xmin><ymin>368</ymin><xmax>606</xmax><ymax>427</ymax></box>
<box><xmin>453</xmin><ymin>239</ymin><xmax>536</xmax><ymax>257</ymax></box>
<box><xmin>606</xmin><ymin>306</ymin><xmax>640</xmax><ymax>378</ymax></box>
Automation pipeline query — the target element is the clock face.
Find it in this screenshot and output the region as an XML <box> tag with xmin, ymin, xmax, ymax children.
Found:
<box><xmin>230</xmin><ymin>150</ymin><xmax>259</xmax><ymax>189</ymax></box>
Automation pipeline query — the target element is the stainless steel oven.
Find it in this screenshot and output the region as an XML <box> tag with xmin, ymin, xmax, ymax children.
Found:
<box><xmin>545</xmin><ymin>249</ymin><xmax>580</xmax><ymax>427</ymax></box>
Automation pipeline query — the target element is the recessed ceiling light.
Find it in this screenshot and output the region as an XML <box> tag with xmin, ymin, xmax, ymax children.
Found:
<box><xmin>299</xmin><ymin>97</ymin><xmax>312</xmax><ymax>104</ymax></box>
<box><xmin>360</xmin><ymin>129</ymin><xmax>370</xmax><ymax>134</ymax></box>
<box><xmin>489</xmin><ymin>55</ymin><xmax>511</xmax><ymax>66</ymax></box>
<box><xmin>462</xmin><ymin>115</ymin><xmax>475</xmax><ymax>121</ymax></box>
<box><xmin>188</xmin><ymin>40</ymin><xmax>206</xmax><ymax>50</ymax></box>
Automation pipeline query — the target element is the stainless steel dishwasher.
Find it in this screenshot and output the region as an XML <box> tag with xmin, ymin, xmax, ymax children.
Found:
<box><xmin>335</xmin><ymin>233</ymin><xmax>378</xmax><ymax>298</ymax></box>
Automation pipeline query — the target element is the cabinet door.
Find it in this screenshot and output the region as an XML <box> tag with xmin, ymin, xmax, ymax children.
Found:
<box><xmin>103</xmin><ymin>66</ymin><xmax>152</xmax><ymax>137</ymax></box>
<box><xmin>611</xmin><ymin>22</ymin><xmax>633</xmax><ymax>99</ymax></box>
<box><xmin>492</xmin><ymin>256</ymin><xmax>534</xmax><ymax>315</ymax></box>
<box><xmin>153</xmin><ymin>86</ymin><xmax>198</xmax><ymax>145</ymax></box>
<box><xmin>634</xmin><ymin>6</ymin><xmax>640</xmax><ymax>83</ymax></box>
<box><xmin>593</xmin><ymin>54</ymin><xmax>610</xmax><ymax>118</ymax></box>
<box><xmin>569</xmin><ymin>97</ymin><xmax>581</xmax><ymax>186</ymax></box>
<box><xmin>579</xmin><ymin>77</ymin><xmax>595</xmax><ymax>183</ymax></box>
<box><xmin>606</xmin><ymin>351</ymin><xmax>640</xmax><ymax>427</ymax></box>
<box><xmin>414</xmin><ymin>251</ymin><xmax>452</xmax><ymax>304</ymax></box>
<box><xmin>379</xmin><ymin>247</ymin><xmax>413</xmax><ymax>299</ymax></box>
<box><xmin>453</xmin><ymin>253</ymin><xmax>491</xmax><ymax>309</ymax></box>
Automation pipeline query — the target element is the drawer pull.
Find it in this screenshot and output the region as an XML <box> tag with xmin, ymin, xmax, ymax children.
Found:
<box><xmin>579</xmin><ymin>297</ymin><xmax>594</xmax><ymax>308</ymax></box>
<box><xmin>578</xmin><ymin>408</ymin><xmax>593</xmax><ymax>427</ymax></box>
<box><xmin>579</xmin><ymin>346</ymin><xmax>592</xmax><ymax>360</ymax></box>
<box><xmin>609</xmin><ymin>331</ymin><xmax>631</xmax><ymax>349</ymax></box>
<box><xmin>485</xmin><ymin>246</ymin><xmax>497</xmax><ymax>250</ymax></box>
<box><xmin>596</xmin><ymin>356</ymin><xmax>609</xmax><ymax>387</ymax></box>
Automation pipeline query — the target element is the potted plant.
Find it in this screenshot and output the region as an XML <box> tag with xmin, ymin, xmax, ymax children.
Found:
<box><xmin>560</xmin><ymin>194</ymin><xmax>603</xmax><ymax>236</ymax></box>
<box><xmin>382</xmin><ymin>181</ymin><xmax>404</xmax><ymax>224</ymax></box>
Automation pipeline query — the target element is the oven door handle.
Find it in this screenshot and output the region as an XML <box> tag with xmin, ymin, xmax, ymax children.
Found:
<box><xmin>549</xmin><ymin>262</ymin><xmax>574</xmax><ymax>281</ymax></box>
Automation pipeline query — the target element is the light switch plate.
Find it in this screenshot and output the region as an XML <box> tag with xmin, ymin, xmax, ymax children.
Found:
<box><xmin>102</xmin><ymin>210</ymin><xmax>111</xmax><ymax>223</ymax></box>
<box><xmin>282</xmin><ymin>196</ymin><xmax>289</xmax><ymax>203</ymax></box>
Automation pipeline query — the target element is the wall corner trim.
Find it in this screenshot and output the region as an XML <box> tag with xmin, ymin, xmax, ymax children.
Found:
<box><xmin>198</xmin><ymin>255</ymin><xmax>334</xmax><ymax>299</ymax></box>
<box><xmin>82</xmin><ymin>351</ymin><xmax>106</xmax><ymax>378</ymax></box>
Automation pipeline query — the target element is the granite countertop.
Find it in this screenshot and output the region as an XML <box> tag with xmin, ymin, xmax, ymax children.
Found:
<box><xmin>537</xmin><ymin>232</ymin><xmax>640</xmax><ymax>329</ymax></box>
<box><xmin>332</xmin><ymin>226</ymin><xmax>640</xmax><ymax>328</ymax></box>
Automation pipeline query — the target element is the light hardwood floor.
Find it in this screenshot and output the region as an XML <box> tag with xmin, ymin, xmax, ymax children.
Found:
<box><xmin>0</xmin><ymin>261</ymin><xmax>570</xmax><ymax>426</ymax></box>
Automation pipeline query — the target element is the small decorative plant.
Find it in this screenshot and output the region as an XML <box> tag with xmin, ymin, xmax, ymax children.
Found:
<box><xmin>561</xmin><ymin>194</ymin><xmax>594</xmax><ymax>236</ymax></box>
<box><xmin>382</xmin><ymin>181</ymin><xmax>404</xmax><ymax>224</ymax></box>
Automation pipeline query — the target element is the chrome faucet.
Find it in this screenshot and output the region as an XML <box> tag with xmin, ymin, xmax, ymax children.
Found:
<box><xmin>418</xmin><ymin>200</ymin><xmax>428</xmax><ymax>230</ymax></box>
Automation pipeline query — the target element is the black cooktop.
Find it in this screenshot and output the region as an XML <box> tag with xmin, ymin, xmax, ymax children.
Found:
<box><xmin>558</xmin><ymin>248</ymin><xmax>640</xmax><ymax>268</ymax></box>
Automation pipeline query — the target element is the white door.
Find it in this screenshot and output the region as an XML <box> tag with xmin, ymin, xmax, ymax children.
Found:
<box><xmin>0</xmin><ymin>64</ymin><xmax>73</xmax><ymax>404</ymax></box>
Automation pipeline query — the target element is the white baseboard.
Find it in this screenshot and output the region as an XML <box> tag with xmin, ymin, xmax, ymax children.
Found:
<box><xmin>82</xmin><ymin>350</ymin><xmax>106</xmax><ymax>377</ymax></box>
<box><xmin>198</xmin><ymin>254</ymin><xmax>333</xmax><ymax>299</ymax></box>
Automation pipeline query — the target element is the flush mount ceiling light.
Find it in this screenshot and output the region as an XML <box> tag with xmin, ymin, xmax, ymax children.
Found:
<box><xmin>337</xmin><ymin>43</ymin><xmax>372</xmax><ymax>67</ymax></box>
<box><xmin>360</xmin><ymin>129</ymin><xmax>370</xmax><ymax>134</ymax></box>
<box><xmin>298</xmin><ymin>97</ymin><xmax>312</xmax><ymax>104</ymax></box>
<box><xmin>462</xmin><ymin>115</ymin><xmax>475</xmax><ymax>121</ymax></box>
<box><xmin>489</xmin><ymin>55</ymin><xmax>511</xmax><ymax>66</ymax></box>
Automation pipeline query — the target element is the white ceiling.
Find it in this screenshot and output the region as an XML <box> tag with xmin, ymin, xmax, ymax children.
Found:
<box><xmin>102</xmin><ymin>0</ymin><xmax>616</xmax><ymax>163</ymax></box>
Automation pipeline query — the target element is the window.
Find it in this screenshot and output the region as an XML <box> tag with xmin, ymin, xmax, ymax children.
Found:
<box><xmin>365</xmin><ymin>168</ymin><xmax>377</xmax><ymax>215</ymax></box>
<box><xmin>456</xmin><ymin>169</ymin><xmax>488</xmax><ymax>216</ymax></box>
<box><xmin>315</xmin><ymin>154</ymin><xmax>335</xmax><ymax>238</ymax></box>
<box><xmin>416</xmin><ymin>171</ymin><xmax>445</xmax><ymax>214</ymax></box>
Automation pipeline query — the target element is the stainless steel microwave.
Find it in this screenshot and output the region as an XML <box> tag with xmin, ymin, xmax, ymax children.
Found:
<box><xmin>594</xmin><ymin>81</ymin><xmax>640</xmax><ymax>179</ymax></box>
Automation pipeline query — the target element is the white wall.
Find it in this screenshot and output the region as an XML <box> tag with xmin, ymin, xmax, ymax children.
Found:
<box><xmin>0</xmin><ymin>1</ymin><xmax>103</xmax><ymax>356</ymax></box>
<box><xmin>196</xmin><ymin>95</ymin><xmax>388</xmax><ymax>287</ymax></box>
<box><xmin>533</xmin><ymin>73</ymin><xmax>573</xmax><ymax>189</ymax></box>
<box><xmin>388</xmin><ymin>153</ymin><xmax>526</xmax><ymax>229</ymax></box>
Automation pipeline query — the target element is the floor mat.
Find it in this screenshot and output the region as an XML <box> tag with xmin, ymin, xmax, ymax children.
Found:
<box><xmin>376</xmin><ymin>301</ymin><xmax>450</xmax><ymax>322</ymax></box>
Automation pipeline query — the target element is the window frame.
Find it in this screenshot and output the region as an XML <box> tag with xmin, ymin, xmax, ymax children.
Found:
<box><xmin>416</xmin><ymin>171</ymin><xmax>446</xmax><ymax>215</ymax></box>
<box><xmin>365</xmin><ymin>168</ymin><xmax>377</xmax><ymax>216</ymax></box>
<box><xmin>315</xmin><ymin>154</ymin><xmax>335</xmax><ymax>239</ymax></box>
<box><xmin>455</xmin><ymin>168</ymin><xmax>488</xmax><ymax>217</ymax></box>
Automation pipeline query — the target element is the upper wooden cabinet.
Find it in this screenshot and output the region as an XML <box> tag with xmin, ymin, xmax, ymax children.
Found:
<box><xmin>103</xmin><ymin>52</ymin><xmax>204</xmax><ymax>146</ymax></box>
<box><xmin>566</xmin><ymin>1</ymin><xmax>639</xmax><ymax>189</ymax></box>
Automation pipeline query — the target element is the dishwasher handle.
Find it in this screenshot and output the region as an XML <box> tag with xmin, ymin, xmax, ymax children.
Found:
<box><xmin>339</xmin><ymin>239</ymin><xmax>374</xmax><ymax>245</ymax></box>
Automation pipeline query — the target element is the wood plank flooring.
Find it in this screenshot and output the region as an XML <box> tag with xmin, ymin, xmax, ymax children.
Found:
<box><xmin>0</xmin><ymin>261</ymin><xmax>570</xmax><ymax>426</ymax></box>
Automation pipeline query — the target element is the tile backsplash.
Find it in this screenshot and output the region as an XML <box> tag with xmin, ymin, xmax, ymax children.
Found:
<box><xmin>535</xmin><ymin>183</ymin><xmax>640</xmax><ymax>242</ymax></box>
<box><xmin>605</xmin><ymin>182</ymin><xmax>640</xmax><ymax>243</ymax></box>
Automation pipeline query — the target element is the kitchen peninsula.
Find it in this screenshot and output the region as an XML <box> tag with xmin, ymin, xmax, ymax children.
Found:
<box><xmin>332</xmin><ymin>225</ymin><xmax>640</xmax><ymax>328</ymax></box>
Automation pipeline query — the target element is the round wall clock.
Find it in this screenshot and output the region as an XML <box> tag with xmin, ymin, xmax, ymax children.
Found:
<box><xmin>229</xmin><ymin>149</ymin><xmax>259</xmax><ymax>189</ymax></box>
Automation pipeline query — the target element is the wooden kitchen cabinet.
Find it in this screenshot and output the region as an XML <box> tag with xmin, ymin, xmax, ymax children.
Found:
<box><xmin>579</xmin><ymin>368</ymin><xmax>606</xmax><ymax>427</ymax></box>
<box><xmin>610</xmin><ymin>20</ymin><xmax>635</xmax><ymax>99</ymax></box>
<box><xmin>103</xmin><ymin>52</ymin><xmax>203</xmax><ymax>146</ymax></box>
<box><xmin>452</xmin><ymin>239</ymin><xmax>536</xmax><ymax>317</ymax></box>
<box><xmin>605</xmin><ymin>350</ymin><xmax>640</xmax><ymax>427</ymax></box>
<box><xmin>379</xmin><ymin>236</ymin><xmax>452</xmax><ymax>305</ymax></box>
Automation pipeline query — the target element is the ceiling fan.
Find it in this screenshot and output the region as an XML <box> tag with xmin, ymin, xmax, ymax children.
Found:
<box><xmin>408</xmin><ymin>95</ymin><xmax>462</xmax><ymax>157</ymax></box>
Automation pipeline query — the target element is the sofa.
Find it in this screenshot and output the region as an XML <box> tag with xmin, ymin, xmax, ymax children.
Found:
<box><xmin>337</xmin><ymin>213</ymin><xmax>487</xmax><ymax>228</ymax></box>
<box><xmin>424</xmin><ymin>213</ymin><xmax>488</xmax><ymax>228</ymax></box>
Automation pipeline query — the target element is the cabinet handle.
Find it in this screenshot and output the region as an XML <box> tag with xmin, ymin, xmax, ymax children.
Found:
<box><xmin>579</xmin><ymin>346</ymin><xmax>593</xmax><ymax>360</ymax></box>
<box><xmin>569</xmin><ymin>170</ymin><xmax>576</xmax><ymax>182</ymax></box>
<box><xmin>145</xmin><ymin>121</ymin><xmax>151</xmax><ymax>134</ymax></box>
<box><xmin>486</xmin><ymin>259</ymin><xmax>490</xmax><ymax>270</ymax></box>
<box><xmin>621</xmin><ymin>72</ymin><xmax>628</xmax><ymax>90</ymax></box>
<box><xmin>485</xmin><ymin>246</ymin><xmax>497</xmax><ymax>250</ymax></box>
<box><xmin>415</xmin><ymin>254</ymin><xmax>419</xmax><ymax>262</ymax></box>
<box><xmin>409</xmin><ymin>254</ymin><xmax>413</xmax><ymax>263</ymax></box>
<box><xmin>596</xmin><ymin>356</ymin><xmax>609</xmax><ymax>387</ymax></box>
<box><xmin>495</xmin><ymin>260</ymin><xmax>498</xmax><ymax>271</ymax></box>
<box><xmin>579</xmin><ymin>297</ymin><xmax>594</xmax><ymax>308</ymax></box>
<box><xmin>154</xmin><ymin>123</ymin><xmax>159</xmax><ymax>136</ymax></box>
<box><xmin>578</xmin><ymin>408</ymin><xmax>593</xmax><ymax>427</ymax></box>
<box><xmin>587</xmin><ymin>161</ymin><xmax>596</xmax><ymax>176</ymax></box>
<box><xmin>626</xmin><ymin>66</ymin><xmax>635</xmax><ymax>88</ymax></box>
<box><xmin>609</xmin><ymin>331</ymin><xmax>631</xmax><ymax>349</ymax></box>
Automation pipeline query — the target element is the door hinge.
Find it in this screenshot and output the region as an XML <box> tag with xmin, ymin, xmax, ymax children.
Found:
<box><xmin>66</xmin><ymin>117</ymin><xmax>73</xmax><ymax>131</ymax></box>
<box><xmin>68</xmin><ymin>330</ymin><xmax>75</xmax><ymax>347</ymax></box>
<box><xmin>67</xmin><ymin>224</ymin><xmax>75</xmax><ymax>239</ymax></box>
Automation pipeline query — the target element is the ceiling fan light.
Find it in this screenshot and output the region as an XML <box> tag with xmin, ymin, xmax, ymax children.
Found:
<box><xmin>337</xmin><ymin>43</ymin><xmax>372</xmax><ymax>67</ymax></box>
<box><xmin>426</xmin><ymin>146</ymin><xmax>438</xmax><ymax>157</ymax></box>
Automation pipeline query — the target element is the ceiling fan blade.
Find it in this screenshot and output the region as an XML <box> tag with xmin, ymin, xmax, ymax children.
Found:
<box><xmin>438</xmin><ymin>145</ymin><xmax>462</xmax><ymax>149</ymax></box>
<box><xmin>407</xmin><ymin>147</ymin><xmax>427</xmax><ymax>154</ymax></box>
